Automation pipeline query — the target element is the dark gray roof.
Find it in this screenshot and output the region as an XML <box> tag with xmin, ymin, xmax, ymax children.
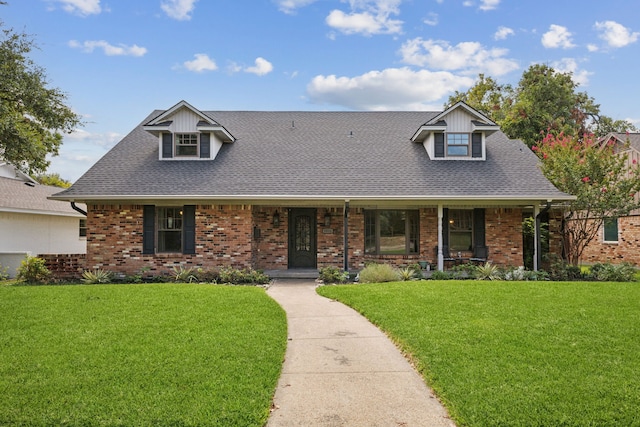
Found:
<box><xmin>53</xmin><ymin>110</ymin><xmax>571</xmax><ymax>202</ymax></box>
<box><xmin>1</xmin><ymin>176</ymin><xmax>84</xmax><ymax>216</ymax></box>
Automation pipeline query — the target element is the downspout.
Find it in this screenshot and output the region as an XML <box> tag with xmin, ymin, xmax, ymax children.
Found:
<box><xmin>535</xmin><ymin>201</ymin><xmax>552</xmax><ymax>271</ymax></box>
<box><xmin>343</xmin><ymin>200</ymin><xmax>349</xmax><ymax>273</ymax></box>
<box><xmin>71</xmin><ymin>202</ymin><xmax>87</xmax><ymax>216</ymax></box>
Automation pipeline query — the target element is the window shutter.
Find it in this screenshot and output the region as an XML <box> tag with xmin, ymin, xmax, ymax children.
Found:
<box><xmin>472</xmin><ymin>133</ymin><xmax>482</xmax><ymax>158</ymax></box>
<box><xmin>183</xmin><ymin>205</ymin><xmax>196</xmax><ymax>254</ymax></box>
<box><xmin>162</xmin><ymin>133</ymin><xmax>173</xmax><ymax>158</ymax></box>
<box><xmin>434</xmin><ymin>133</ymin><xmax>445</xmax><ymax>158</ymax></box>
<box><xmin>143</xmin><ymin>205</ymin><xmax>155</xmax><ymax>254</ymax></box>
<box><xmin>473</xmin><ymin>208</ymin><xmax>485</xmax><ymax>249</ymax></box>
<box><xmin>442</xmin><ymin>208</ymin><xmax>449</xmax><ymax>248</ymax></box>
<box><xmin>200</xmin><ymin>133</ymin><xmax>211</xmax><ymax>158</ymax></box>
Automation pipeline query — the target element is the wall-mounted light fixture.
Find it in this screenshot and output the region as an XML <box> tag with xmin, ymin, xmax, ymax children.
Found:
<box><xmin>324</xmin><ymin>210</ymin><xmax>331</xmax><ymax>227</ymax></box>
<box><xmin>273</xmin><ymin>210</ymin><xmax>280</xmax><ymax>227</ymax></box>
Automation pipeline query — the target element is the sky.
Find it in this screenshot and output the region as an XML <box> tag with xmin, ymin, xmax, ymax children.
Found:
<box><xmin>3</xmin><ymin>0</ymin><xmax>640</xmax><ymax>182</ymax></box>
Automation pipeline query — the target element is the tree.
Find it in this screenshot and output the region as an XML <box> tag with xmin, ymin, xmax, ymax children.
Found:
<box><xmin>534</xmin><ymin>132</ymin><xmax>640</xmax><ymax>265</ymax></box>
<box><xmin>0</xmin><ymin>22</ymin><xmax>81</xmax><ymax>175</ymax></box>
<box><xmin>35</xmin><ymin>172</ymin><xmax>72</xmax><ymax>188</ymax></box>
<box><xmin>447</xmin><ymin>65</ymin><xmax>637</xmax><ymax>148</ymax></box>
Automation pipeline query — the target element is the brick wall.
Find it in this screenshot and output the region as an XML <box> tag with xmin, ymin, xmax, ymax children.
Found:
<box><xmin>86</xmin><ymin>204</ymin><xmax>252</xmax><ymax>277</ymax></box>
<box><xmin>39</xmin><ymin>253</ymin><xmax>86</xmax><ymax>279</ymax></box>
<box><xmin>580</xmin><ymin>214</ymin><xmax>640</xmax><ymax>266</ymax></box>
<box><xmin>485</xmin><ymin>207</ymin><xmax>523</xmax><ymax>266</ymax></box>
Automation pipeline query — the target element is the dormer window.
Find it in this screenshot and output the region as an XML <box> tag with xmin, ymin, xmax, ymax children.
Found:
<box><xmin>176</xmin><ymin>133</ymin><xmax>198</xmax><ymax>157</ymax></box>
<box><xmin>447</xmin><ymin>133</ymin><xmax>469</xmax><ymax>156</ymax></box>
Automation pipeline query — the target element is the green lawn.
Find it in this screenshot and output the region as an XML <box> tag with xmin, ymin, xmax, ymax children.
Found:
<box><xmin>0</xmin><ymin>283</ymin><xmax>287</xmax><ymax>426</ymax></box>
<box><xmin>318</xmin><ymin>281</ymin><xmax>640</xmax><ymax>427</ymax></box>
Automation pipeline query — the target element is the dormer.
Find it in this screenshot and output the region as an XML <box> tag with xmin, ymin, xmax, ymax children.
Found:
<box><xmin>143</xmin><ymin>100</ymin><xmax>235</xmax><ymax>160</ymax></box>
<box><xmin>411</xmin><ymin>102</ymin><xmax>499</xmax><ymax>161</ymax></box>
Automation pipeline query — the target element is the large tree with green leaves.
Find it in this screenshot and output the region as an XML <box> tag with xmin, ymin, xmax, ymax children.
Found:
<box><xmin>0</xmin><ymin>21</ymin><xmax>81</xmax><ymax>175</ymax></box>
<box><xmin>447</xmin><ymin>64</ymin><xmax>636</xmax><ymax>148</ymax></box>
<box><xmin>534</xmin><ymin>132</ymin><xmax>640</xmax><ymax>265</ymax></box>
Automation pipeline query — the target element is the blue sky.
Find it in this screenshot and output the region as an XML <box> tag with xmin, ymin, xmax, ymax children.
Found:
<box><xmin>4</xmin><ymin>0</ymin><xmax>640</xmax><ymax>181</ymax></box>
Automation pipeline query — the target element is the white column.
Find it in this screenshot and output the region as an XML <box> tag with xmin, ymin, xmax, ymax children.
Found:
<box><xmin>533</xmin><ymin>204</ymin><xmax>540</xmax><ymax>271</ymax></box>
<box><xmin>437</xmin><ymin>204</ymin><xmax>444</xmax><ymax>271</ymax></box>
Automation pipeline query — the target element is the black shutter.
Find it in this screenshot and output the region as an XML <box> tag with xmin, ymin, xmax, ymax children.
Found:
<box><xmin>162</xmin><ymin>133</ymin><xmax>173</xmax><ymax>158</ymax></box>
<box><xmin>442</xmin><ymin>208</ymin><xmax>449</xmax><ymax>249</ymax></box>
<box><xmin>434</xmin><ymin>133</ymin><xmax>445</xmax><ymax>158</ymax></box>
<box><xmin>183</xmin><ymin>205</ymin><xmax>196</xmax><ymax>255</ymax></box>
<box><xmin>473</xmin><ymin>208</ymin><xmax>486</xmax><ymax>249</ymax></box>
<box><xmin>472</xmin><ymin>133</ymin><xmax>482</xmax><ymax>158</ymax></box>
<box><xmin>200</xmin><ymin>133</ymin><xmax>210</xmax><ymax>158</ymax></box>
<box><xmin>143</xmin><ymin>205</ymin><xmax>155</xmax><ymax>255</ymax></box>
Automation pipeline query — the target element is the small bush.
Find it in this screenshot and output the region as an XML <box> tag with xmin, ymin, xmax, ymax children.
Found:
<box><xmin>194</xmin><ymin>268</ymin><xmax>220</xmax><ymax>283</ymax></box>
<box><xmin>318</xmin><ymin>266</ymin><xmax>349</xmax><ymax>284</ymax></box>
<box><xmin>0</xmin><ymin>263</ymin><xmax>8</xmax><ymax>281</ymax></box>
<box><xmin>358</xmin><ymin>263</ymin><xmax>400</xmax><ymax>283</ymax></box>
<box><xmin>16</xmin><ymin>256</ymin><xmax>51</xmax><ymax>284</ymax></box>
<box><xmin>430</xmin><ymin>270</ymin><xmax>453</xmax><ymax>280</ymax></box>
<box><xmin>475</xmin><ymin>262</ymin><xmax>501</xmax><ymax>280</ymax></box>
<box><xmin>547</xmin><ymin>256</ymin><xmax>584</xmax><ymax>281</ymax></box>
<box><xmin>398</xmin><ymin>267</ymin><xmax>416</xmax><ymax>281</ymax></box>
<box><xmin>589</xmin><ymin>262</ymin><xmax>636</xmax><ymax>282</ymax></box>
<box><xmin>81</xmin><ymin>269</ymin><xmax>113</xmax><ymax>284</ymax></box>
<box><xmin>218</xmin><ymin>267</ymin><xmax>270</xmax><ymax>285</ymax></box>
<box><xmin>172</xmin><ymin>265</ymin><xmax>197</xmax><ymax>283</ymax></box>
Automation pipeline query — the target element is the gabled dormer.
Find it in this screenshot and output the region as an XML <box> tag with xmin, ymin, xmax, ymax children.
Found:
<box><xmin>143</xmin><ymin>100</ymin><xmax>235</xmax><ymax>160</ymax></box>
<box><xmin>411</xmin><ymin>101</ymin><xmax>499</xmax><ymax>161</ymax></box>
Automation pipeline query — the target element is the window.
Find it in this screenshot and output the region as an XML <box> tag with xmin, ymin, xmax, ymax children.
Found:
<box><xmin>157</xmin><ymin>207</ymin><xmax>183</xmax><ymax>252</ymax></box>
<box><xmin>447</xmin><ymin>133</ymin><xmax>469</xmax><ymax>156</ymax></box>
<box><xmin>79</xmin><ymin>219</ymin><xmax>87</xmax><ymax>237</ymax></box>
<box><xmin>175</xmin><ymin>133</ymin><xmax>198</xmax><ymax>157</ymax></box>
<box><xmin>449</xmin><ymin>209</ymin><xmax>473</xmax><ymax>251</ymax></box>
<box><xmin>603</xmin><ymin>217</ymin><xmax>618</xmax><ymax>242</ymax></box>
<box><xmin>365</xmin><ymin>210</ymin><xmax>419</xmax><ymax>255</ymax></box>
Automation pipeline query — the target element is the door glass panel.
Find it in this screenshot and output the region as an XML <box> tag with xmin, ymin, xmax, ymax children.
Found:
<box><xmin>296</xmin><ymin>215</ymin><xmax>311</xmax><ymax>251</ymax></box>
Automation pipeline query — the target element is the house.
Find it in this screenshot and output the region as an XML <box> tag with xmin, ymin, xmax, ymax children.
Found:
<box><xmin>0</xmin><ymin>162</ymin><xmax>86</xmax><ymax>278</ymax></box>
<box><xmin>50</xmin><ymin>100</ymin><xmax>572</xmax><ymax>277</ymax></box>
<box><xmin>580</xmin><ymin>132</ymin><xmax>640</xmax><ymax>265</ymax></box>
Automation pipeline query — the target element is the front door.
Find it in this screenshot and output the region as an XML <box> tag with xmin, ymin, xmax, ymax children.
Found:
<box><xmin>288</xmin><ymin>208</ymin><xmax>317</xmax><ymax>269</ymax></box>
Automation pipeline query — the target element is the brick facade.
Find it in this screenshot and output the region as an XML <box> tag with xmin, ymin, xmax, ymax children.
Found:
<box><xmin>85</xmin><ymin>204</ymin><xmax>526</xmax><ymax>276</ymax></box>
<box><xmin>580</xmin><ymin>214</ymin><xmax>640</xmax><ymax>266</ymax></box>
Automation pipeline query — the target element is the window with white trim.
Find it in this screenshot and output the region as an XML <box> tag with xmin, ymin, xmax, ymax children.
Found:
<box><xmin>447</xmin><ymin>133</ymin><xmax>469</xmax><ymax>156</ymax></box>
<box><xmin>175</xmin><ymin>133</ymin><xmax>198</xmax><ymax>157</ymax></box>
<box><xmin>603</xmin><ymin>217</ymin><xmax>618</xmax><ymax>243</ymax></box>
<box><xmin>364</xmin><ymin>210</ymin><xmax>419</xmax><ymax>255</ymax></box>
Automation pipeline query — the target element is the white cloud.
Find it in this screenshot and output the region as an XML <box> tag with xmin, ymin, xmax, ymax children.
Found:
<box><xmin>53</xmin><ymin>0</ymin><xmax>102</xmax><ymax>16</ymax></box>
<box><xmin>399</xmin><ymin>38</ymin><xmax>519</xmax><ymax>76</ymax></box>
<box><xmin>183</xmin><ymin>53</ymin><xmax>218</xmax><ymax>72</ymax></box>
<box><xmin>67</xmin><ymin>129</ymin><xmax>123</xmax><ymax>148</ymax></box>
<box><xmin>423</xmin><ymin>12</ymin><xmax>438</xmax><ymax>26</ymax></box>
<box><xmin>494</xmin><ymin>26</ymin><xmax>514</xmax><ymax>40</ymax></box>
<box><xmin>326</xmin><ymin>0</ymin><xmax>403</xmax><ymax>36</ymax></box>
<box><xmin>306</xmin><ymin>67</ymin><xmax>475</xmax><ymax>110</ymax></box>
<box><xmin>245</xmin><ymin>57</ymin><xmax>274</xmax><ymax>76</ymax></box>
<box><xmin>274</xmin><ymin>0</ymin><xmax>318</xmax><ymax>14</ymax></box>
<box><xmin>550</xmin><ymin>58</ymin><xmax>592</xmax><ymax>86</ymax></box>
<box><xmin>68</xmin><ymin>40</ymin><xmax>147</xmax><ymax>56</ymax></box>
<box><xmin>161</xmin><ymin>0</ymin><xmax>198</xmax><ymax>21</ymax></box>
<box><xmin>541</xmin><ymin>24</ymin><xmax>575</xmax><ymax>49</ymax></box>
<box><xmin>594</xmin><ymin>20</ymin><xmax>639</xmax><ymax>48</ymax></box>
<box><xmin>479</xmin><ymin>0</ymin><xmax>500</xmax><ymax>11</ymax></box>
<box><xmin>587</xmin><ymin>44</ymin><xmax>599</xmax><ymax>52</ymax></box>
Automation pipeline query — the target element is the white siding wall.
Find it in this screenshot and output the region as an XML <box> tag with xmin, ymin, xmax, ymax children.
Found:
<box><xmin>169</xmin><ymin>109</ymin><xmax>201</xmax><ymax>132</ymax></box>
<box><xmin>445</xmin><ymin>109</ymin><xmax>474</xmax><ymax>133</ymax></box>
<box><xmin>0</xmin><ymin>211</ymin><xmax>86</xmax><ymax>254</ymax></box>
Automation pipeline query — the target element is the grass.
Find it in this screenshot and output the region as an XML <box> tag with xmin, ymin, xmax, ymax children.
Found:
<box><xmin>0</xmin><ymin>283</ymin><xmax>287</xmax><ymax>426</ymax></box>
<box><xmin>318</xmin><ymin>280</ymin><xmax>640</xmax><ymax>426</ymax></box>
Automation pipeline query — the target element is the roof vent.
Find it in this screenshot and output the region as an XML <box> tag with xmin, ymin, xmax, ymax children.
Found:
<box><xmin>24</xmin><ymin>182</ymin><xmax>35</xmax><ymax>187</ymax></box>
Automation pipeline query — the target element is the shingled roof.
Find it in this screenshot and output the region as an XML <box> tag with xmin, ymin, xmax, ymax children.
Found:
<box><xmin>52</xmin><ymin>109</ymin><xmax>571</xmax><ymax>203</ymax></box>
<box><xmin>0</xmin><ymin>176</ymin><xmax>84</xmax><ymax>216</ymax></box>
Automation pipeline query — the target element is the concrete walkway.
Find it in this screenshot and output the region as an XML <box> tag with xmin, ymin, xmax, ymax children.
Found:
<box><xmin>266</xmin><ymin>280</ymin><xmax>456</xmax><ymax>427</ymax></box>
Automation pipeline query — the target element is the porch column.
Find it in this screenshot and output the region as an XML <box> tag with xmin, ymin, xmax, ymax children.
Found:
<box><xmin>533</xmin><ymin>204</ymin><xmax>540</xmax><ymax>271</ymax></box>
<box><xmin>343</xmin><ymin>200</ymin><xmax>350</xmax><ymax>272</ymax></box>
<box><xmin>437</xmin><ymin>204</ymin><xmax>444</xmax><ymax>271</ymax></box>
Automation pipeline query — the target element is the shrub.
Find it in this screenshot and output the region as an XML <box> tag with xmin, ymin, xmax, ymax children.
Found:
<box><xmin>546</xmin><ymin>255</ymin><xmax>584</xmax><ymax>281</ymax></box>
<box><xmin>0</xmin><ymin>263</ymin><xmax>8</xmax><ymax>281</ymax></box>
<box><xmin>16</xmin><ymin>256</ymin><xmax>51</xmax><ymax>284</ymax></box>
<box><xmin>503</xmin><ymin>266</ymin><xmax>549</xmax><ymax>281</ymax></box>
<box><xmin>589</xmin><ymin>262</ymin><xmax>636</xmax><ymax>282</ymax></box>
<box><xmin>218</xmin><ymin>267</ymin><xmax>270</xmax><ymax>285</ymax></box>
<box><xmin>358</xmin><ymin>263</ymin><xmax>400</xmax><ymax>283</ymax></box>
<box><xmin>475</xmin><ymin>262</ymin><xmax>501</xmax><ymax>280</ymax></box>
<box><xmin>172</xmin><ymin>265</ymin><xmax>197</xmax><ymax>283</ymax></box>
<box><xmin>81</xmin><ymin>269</ymin><xmax>114</xmax><ymax>284</ymax></box>
<box><xmin>398</xmin><ymin>267</ymin><xmax>416</xmax><ymax>281</ymax></box>
<box><xmin>318</xmin><ymin>266</ymin><xmax>348</xmax><ymax>284</ymax></box>
<box><xmin>430</xmin><ymin>270</ymin><xmax>453</xmax><ymax>280</ymax></box>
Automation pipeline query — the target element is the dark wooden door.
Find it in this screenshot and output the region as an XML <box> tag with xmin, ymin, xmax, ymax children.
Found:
<box><xmin>288</xmin><ymin>208</ymin><xmax>317</xmax><ymax>269</ymax></box>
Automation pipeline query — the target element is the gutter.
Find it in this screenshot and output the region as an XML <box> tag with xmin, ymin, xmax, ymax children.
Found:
<box><xmin>71</xmin><ymin>202</ymin><xmax>87</xmax><ymax>216</ymax></box>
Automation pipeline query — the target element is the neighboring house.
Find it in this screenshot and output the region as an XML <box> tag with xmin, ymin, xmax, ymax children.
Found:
<box><xmin>0</xmin><ymin>162</ymin><xmax>86</xmax><ymax>277</ymax></box>
<box><xmin>580</xmin><ymin>132</ymin><xmax>640</xmax><ymax>265</ymax></box>
<box><xmin>51</xmin><ymin>100</ymin><xmax>572</xmax><ymax>277</ymax></box>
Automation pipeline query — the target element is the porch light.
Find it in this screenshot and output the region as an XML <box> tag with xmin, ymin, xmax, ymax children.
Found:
<box><xmin>273</xmin><ymin>210</ymin><xmax>280</xmax><ymax>227</ymax></box>
<box><xmin>324</xmin><ymin>210</ymin><xmax>331</xmax><ymax>227</ymax></box>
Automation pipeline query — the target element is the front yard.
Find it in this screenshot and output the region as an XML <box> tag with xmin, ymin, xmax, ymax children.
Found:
<box><xmin>318</xmin><ymin>280</ymin><xmax>640</xmax><ymax>426</ymax></box>
<box><xmin>0</xmin><ymin>283</ymin><xmax>287</xmax><ymax>426</ymax></box>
